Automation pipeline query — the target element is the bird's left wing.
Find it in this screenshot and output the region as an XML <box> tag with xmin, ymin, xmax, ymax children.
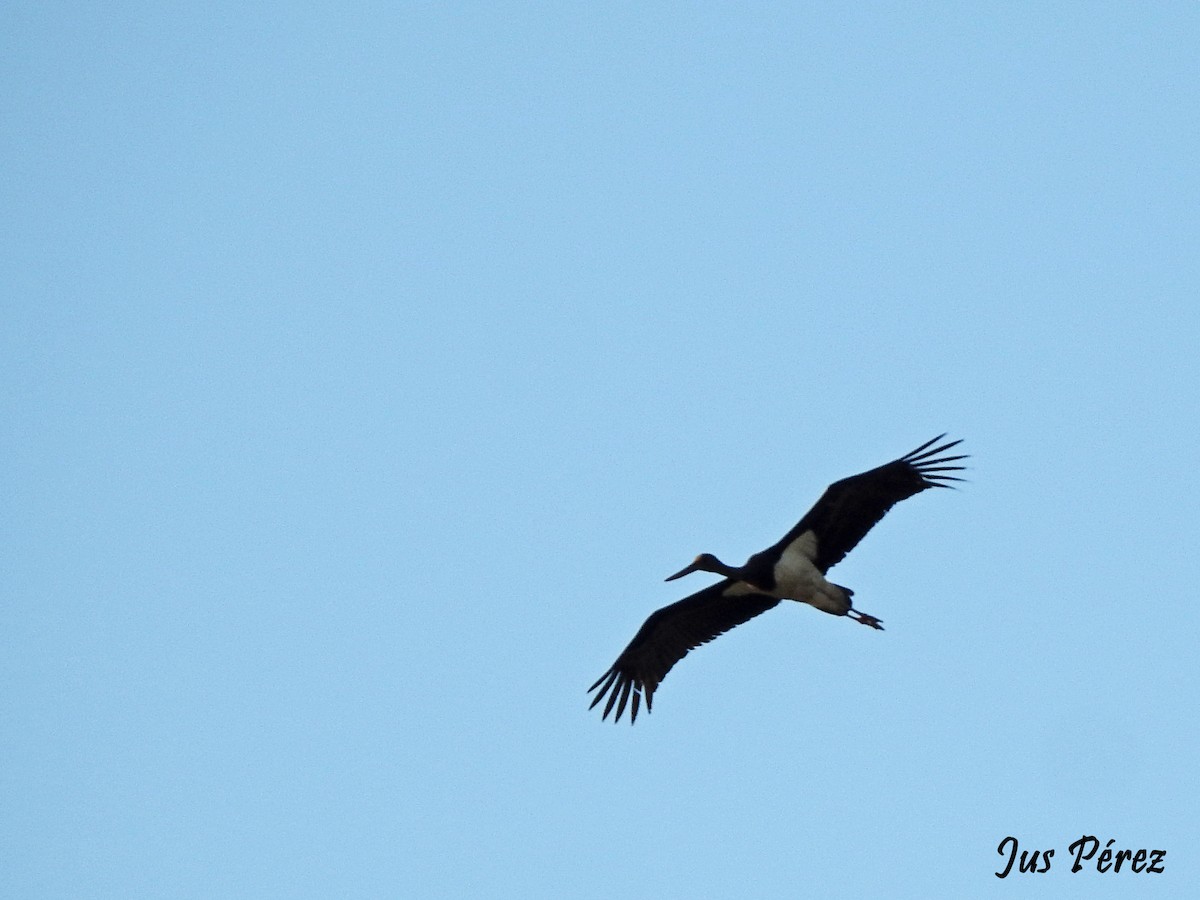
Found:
<box><xmin>772</xmin><ymin>434</ymin><xmax>966</xmax><ymax>573</ymax></box>
<box><xmin>588</xmin><ymin>581</ymin><xmax>781</xmax><ymax>724</ymax></box>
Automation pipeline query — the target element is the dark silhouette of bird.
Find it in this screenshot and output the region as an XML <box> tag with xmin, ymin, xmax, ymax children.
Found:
<box><xmin>588</xmin><ymin>435</ymin><xmax>966</xmax><ymax>723</ymax></box>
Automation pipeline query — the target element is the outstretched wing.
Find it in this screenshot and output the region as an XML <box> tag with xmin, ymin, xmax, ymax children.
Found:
<box><xmin>774</xmin><ymin>434</ymin><xmax>967</xmax><ymax>573</ymax></box>
<box><xmin>588</xmin><ymin>582</ymin><xmax>780</xmax><ymax>724</ymax></box>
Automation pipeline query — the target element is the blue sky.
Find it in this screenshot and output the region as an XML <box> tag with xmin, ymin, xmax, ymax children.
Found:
<box><xmin>4</xmin><ymin>3</ymin><xmax>1197</xmax><ymax>897</ymax></box>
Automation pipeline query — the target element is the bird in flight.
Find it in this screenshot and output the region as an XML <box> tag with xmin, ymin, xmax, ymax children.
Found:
<box><xmin>588</xmin><ymin>434</ymin><xmax>966</xmax><ymax>723</ymax></box>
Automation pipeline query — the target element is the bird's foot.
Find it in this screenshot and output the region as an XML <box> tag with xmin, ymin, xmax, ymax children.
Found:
<box><xmin>849</xmin><ymin>610</ymin><xmax>884</xmax><ymax>630</ymax></box>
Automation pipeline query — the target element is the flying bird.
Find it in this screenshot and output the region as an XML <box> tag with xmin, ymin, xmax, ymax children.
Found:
<box><xmin>588</xmin><ymin>434</ymin><xmax>966</xmax><ymax>723</ymax></box>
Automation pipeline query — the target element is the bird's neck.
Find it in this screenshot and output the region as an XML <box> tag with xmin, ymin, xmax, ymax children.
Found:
<box><xmin>708</xmin><ymin>557</ymin><xmax>743</xmax><ymax>578</ymax></box>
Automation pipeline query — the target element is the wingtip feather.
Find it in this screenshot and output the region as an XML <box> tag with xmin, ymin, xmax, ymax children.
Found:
<box><xmin>588</xmin><ymin>670</ymin><xmax>618</xmax><ymax>712</ymax></box>
<box><xmin>587</xmin><ymin>669</ymin><xmax>612</xmax><ymax>693</ymax></box>
<box><xmin>906</xmin><ymin>436</ymin><xmax>963</xmax><ymax>462</ymax></box>
<box><xmin>905</xmin><ymin>433</ymin><xmax>947</xmax><ymax>458</ymax></box>
<box><xmin>614</xmin><ymin>679</ymin><xmax>633</xmax><ymax>722</ymax></box>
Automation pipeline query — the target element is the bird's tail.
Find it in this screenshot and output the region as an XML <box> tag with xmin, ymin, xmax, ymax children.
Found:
<box><xmin>834</xmin><ymin>584</ymin><xmax>854</xmax><ymax>598</ymax></box>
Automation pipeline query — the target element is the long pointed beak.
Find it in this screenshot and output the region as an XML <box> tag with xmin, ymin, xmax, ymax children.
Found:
<box><xmin>665</xmin><ymin>562</ymin><xmax>700</xmax><ymax>582</ymax></box>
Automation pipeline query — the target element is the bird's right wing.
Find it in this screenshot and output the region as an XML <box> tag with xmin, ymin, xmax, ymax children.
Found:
<box><xmin>588</xmin><ymin>582</ymin><xmax>781</xmax><ymax>724</ymax></box>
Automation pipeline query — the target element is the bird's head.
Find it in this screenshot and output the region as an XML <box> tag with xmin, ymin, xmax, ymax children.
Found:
<box><xmin>665</xmin><ymin>552</ymin><xmax>733</xmax><ymax>582</ymax></box>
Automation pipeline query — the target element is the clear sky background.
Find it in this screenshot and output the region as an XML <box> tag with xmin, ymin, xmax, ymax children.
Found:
<box><xmin>4</xmin><ymin>3</ymin><xmax>1197</xmax><ymax>898</ymax></box>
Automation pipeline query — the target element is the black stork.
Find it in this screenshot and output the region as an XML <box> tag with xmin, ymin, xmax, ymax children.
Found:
<box><xmin>588</xmin><ymin>434</ymin><xmax>966</xmax><ymax>723</ymax></box>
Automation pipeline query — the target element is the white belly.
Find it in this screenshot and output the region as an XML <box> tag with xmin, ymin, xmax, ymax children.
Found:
<box><xmin>772</xmin><ymin>531</ymin><xmax>851</xmax><ymax>615</ymax></box>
